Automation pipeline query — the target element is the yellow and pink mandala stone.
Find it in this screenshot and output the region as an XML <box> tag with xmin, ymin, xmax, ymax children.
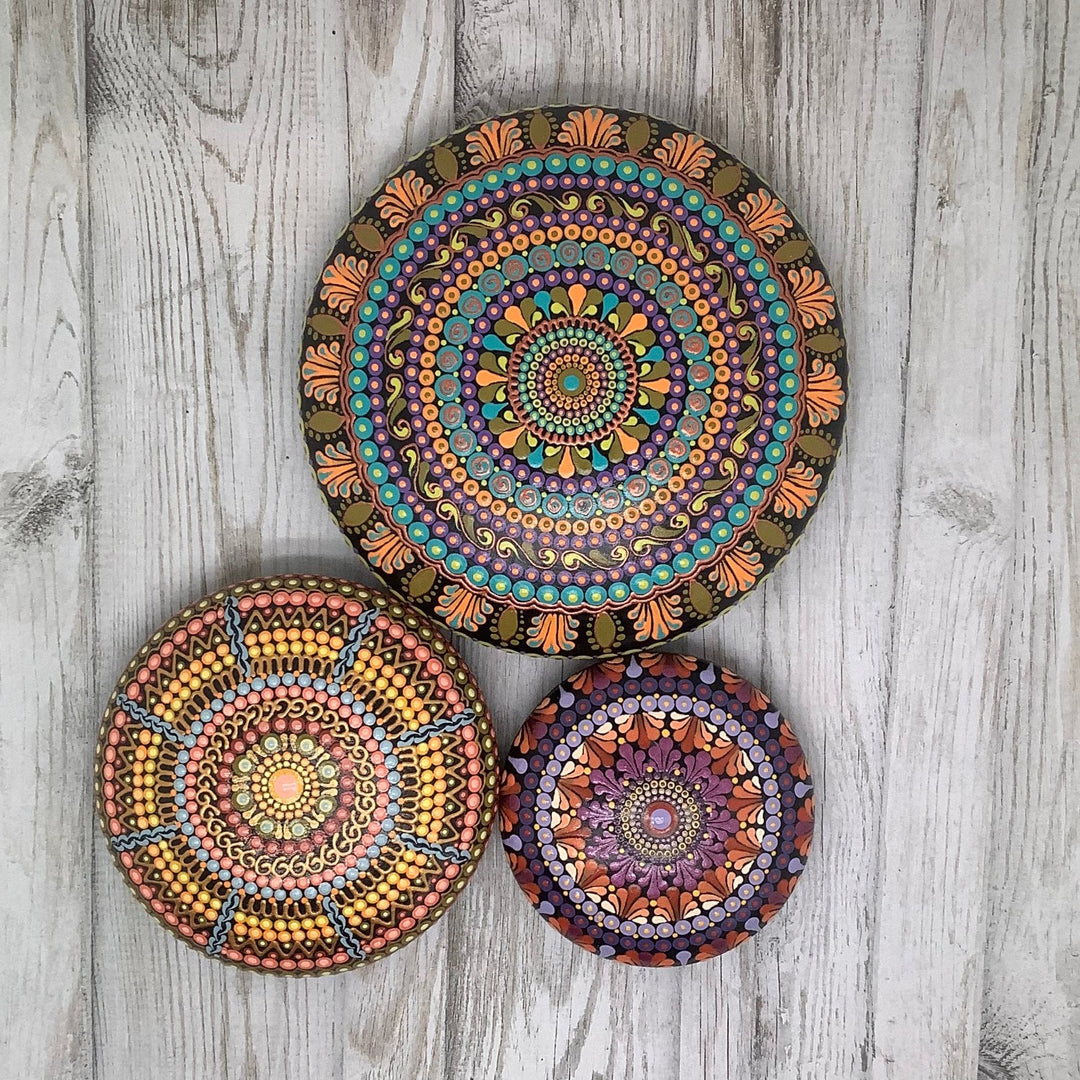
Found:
<box><xmin>96</xmin><ymin>577</ymin><xmax>498</xmax><ymax>972</ymax></box>
<box><xmin>300</xmin><ymin>106</ymin><xmax>847</xmax><ymax>658</ymax></box>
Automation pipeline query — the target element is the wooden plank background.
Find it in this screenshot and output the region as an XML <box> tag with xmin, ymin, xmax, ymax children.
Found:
<box><xmin>2</xmin><ymin>0</ymin><xmax>1077</xmax><ymax>1076</ymax></box>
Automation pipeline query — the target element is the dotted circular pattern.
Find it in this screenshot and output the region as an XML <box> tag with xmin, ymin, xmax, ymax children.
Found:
<box><xmin>96</xmin><ymin>577</ymin><xmax>498</xmax><ymax>973</ymax></box>
<box><xmin>301</xmin><ymin>107</ymin><xmax>847</xmax><ymax>657</ymax></box>
<box><xmin>500</xmin><ymin>652</ymin><xmax>813</xmax><ymax>965</ymax></box>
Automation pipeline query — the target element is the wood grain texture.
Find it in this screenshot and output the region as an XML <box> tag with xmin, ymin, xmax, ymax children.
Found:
<box><xmin>0</xmin><ymin>1</ymin><xmax>92</xmax><ymax>1078</ymax></box>
<box><xmin>978</xmin><ymin>2</ymin><xmax>1080</xmax><ymax>1077</ymax></box>
<box><xmin>868</xmin><ymin>1</ymin><xmax>1074</xmax><ymax>1076</ymax></box>
<box><xmin>3</xmin><ymin>0</ymin><xmax>1078</xmax><ymax>1076</ymax></box>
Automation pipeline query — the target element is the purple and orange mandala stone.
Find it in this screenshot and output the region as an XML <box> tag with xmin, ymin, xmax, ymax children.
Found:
<box><xmin>499</xmin><ymin>652</ymin><xmax>813</xmax><ymax>965</ymax></box>
<box><xmin>300</xmin><ymin>106</ymin><xmax>847</xmax><ymax>657</ymax></box>
<box><xmin>96</xmin><ymin>577</ymin><xmax>497</xmax><ymax>973</ymax></box>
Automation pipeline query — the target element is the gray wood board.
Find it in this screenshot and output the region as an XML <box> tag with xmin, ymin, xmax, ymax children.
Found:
<box><xmin>1</xmin><ymin>0</ymin><xmax>1076</xmax><ymax>1077</ymax></box>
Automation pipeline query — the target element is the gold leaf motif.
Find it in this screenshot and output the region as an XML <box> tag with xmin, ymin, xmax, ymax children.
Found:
<box><xmin>307</xmin><ymin>313</ymin><xmax>348</xmax><ymax>336</ymax></box>
<box><xmin>712</xmin><ymin>163</ymin><xmax>744</xmax><ymax>196</ymax></box>
<box><xmin>341</xmin><ymin>501</ymin><xmax>374</xmax><ymax>527</ymax></box>
<box><xmin>592</xmin><ymin>611</ymin><xmax>617</xmax><ymax>650</ymax></box>
<box><xmin>408</xmin><ymin>566</ymin><xmax>436</xmax><ymax>598</ymax></box>
<box><xmin>806</xmin><ymin>332</ymin><xmax>843</xmax><ymax>353</ymax></box>
<box><xmin>773</xmin><ymin>239</ymin><xmax>811</xmax><ymax>263</ymax></box>
<box><xmin>351</xmin><ymin>222</ymin><xmax>384</xmax><ymax>252</ymax></box>
<box><xmin>754</xmin><ymin>519</ymin><xmax>789</xmax><ymax>549</ymax></box>
<box><xmin>497</xmin><ymin>606</ymin><xmax>519</xmax><ymax>642</ymax></box>
<box><xmin>308</xmin><ymin>411</ymin><xmax>343</xmax><ymax>434</ymax></box>
<box><xmin>529</xmin><ymin>110</ymin><xmax>551</xmax><ymax>149</ymax></box>
<box><xmin>624</xmin><ymin>116</ymin><xmax>651</xmax><ymax>153</ymax></box>
<box><xmin>433</xmin><ymin>145</ymin><xmax>459</xmax><ymax>181</ymax></box>
<box><xmin>688</xmin><ymin>579</ymin><xmax>714</xmax><ymax>617</ymax></box>
<box><xmin>797</xmin><ymin>434</ymin><xmax>836</xmax><ymax>459</ymax></box>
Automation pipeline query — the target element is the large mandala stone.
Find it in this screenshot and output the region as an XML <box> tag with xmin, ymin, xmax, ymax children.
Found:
<box><xmin>96</xmin><ymin>577</ymin><xmax>497</xmax><ymax>973</ymax></box>
<box><xmin>500</xmin><ymin>652</ymin><xmax>813</xmax><ymax>965</ymax></box>
<box><xmin>301</xmin><ymin>107</ymin><xmax>847</xmax><ymax>657</ymax></box>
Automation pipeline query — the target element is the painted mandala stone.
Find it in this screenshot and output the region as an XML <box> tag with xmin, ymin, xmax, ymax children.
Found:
<box><xmin>96</xmin><ymin>577</ymin><xmax>498</xmax><ymax>973</ymax></box>
<box><xmin>301</xmin><ymin>107</ymin><xmax>847</xmax><ymax>657</ymax></box>
<box><xmin>500</xmin><ymin>652</ymin><xmax>813</xmax><ymax>965</ymax></box>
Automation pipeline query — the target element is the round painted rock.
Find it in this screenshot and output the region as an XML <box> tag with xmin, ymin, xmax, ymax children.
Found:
<box><xmin>499</xmin><ymin>652</ymin><xmax>813</xmax><ymax>965</ymax></box>
<box><xmin>96</xmin><ymin>577</ymin><xmax>498</xmax><ymax>973</ymax></box>
<box><xmin>301</xmin><ymin>107</ymin><xmax>847</xmax><ymax>657</ymax></box>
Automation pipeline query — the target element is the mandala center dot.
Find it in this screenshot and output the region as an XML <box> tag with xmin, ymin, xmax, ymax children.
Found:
<box><xmin>642</xmin><ymin>799</ymin><xmax>679</xmax><ymax>839</ymax></box>
<box><xmin>268</xmin><ymin>766</ymin><xmax>304</xmax><ymax>805</ymax></box>
<box><xmin>559</xmin><ymin>369</ymin><xmax>583</xmax><ymax>395</ymax></box>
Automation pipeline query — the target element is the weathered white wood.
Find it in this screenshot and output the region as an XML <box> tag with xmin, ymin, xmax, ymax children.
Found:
<box><xmin>86</xmin><ymin>1</ymin><xmax>454</xmax><ymax>1078</ymax></box>
<box><xmin>869</xmin><ymin>0</ymin><xmax>1063</xmax><ymax>1077</ymax></box>
<box><xmin>3</xmin><ymin>0</ymin><xmax>1077</xmax><ymax>1075</ymax></box>
<box><xmin>0</xmin><ymin>1</ymin><xmax>92</xmax><ymax>1077</ymax></box>
<box><xmin>978</xmin><ymin>2</ymin><xmax>1080</xmax><ymax>1077</ymax></box>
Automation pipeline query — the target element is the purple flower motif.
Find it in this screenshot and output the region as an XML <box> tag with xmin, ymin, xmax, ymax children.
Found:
<box><xmin>578</xmin><ymin>734</ymin><xmax>739</xmax><ymax>898</ymax></box>
<box><xmin>610</xmin><ymin>854</ymin><xmax>668</xmax><ymax>896</ymax></box>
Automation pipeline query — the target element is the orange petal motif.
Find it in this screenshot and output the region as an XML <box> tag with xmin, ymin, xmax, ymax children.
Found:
<box><xmin>320</xmin><ymin>253</ymin><xmax>369</xmax><ymax>313</ymax></box>
<box><xmin>726</xmin><ymin>779</ymin><xmax>766</xmax><ymax>826</ymax></box>
<box><xmin>725</xmin><ymin>829</ymin><xmax>763</xmax><ymax>872</ymax></box>
<box><xmin>527</xmin><ymin>611</ymin><xmax>579</xmax><ymax>655</ymax></box>
<box><xmin>698</xmin><ymin>866</ymin><xmax>738</xmax><ymax>905</ymax></box>
<box><xmin>605</xmin><ymin>884</ymin><xmax>652</xmax><ymax>921</ymax></box>
<box><xmin>668</xmin><ymin>712</ymin><xmax>714</xmax><ymax>753</ymax></box>
<box><xmin>787</xmin><ymin>266</ymin><xmax>837</xmax><ymax>328</ymax></box>
<box><xmin>507</xmin><ymin>851</ymin><xmax>541</xmax><ymax>905</ymax></box>
<box><xmin>552</xmin><ymin>813</ymin><xmax>589</xmax><ymax>859</ymax></box>
<box><xmin>434</xmin><ymin>583</ymin><xmax>492</xmax><ymax>632</ymax></box>
<box><xmin>654</xmin><ymin>887</ymin><xmax>699</xmax><ymax>923</ymax></box>
<box><xmin>654</xmin><ymin>131</ymin><xmax>715</xmax><ymax>178</ymax></box>
<box><xmin>720</xmin><ymin>668</ymin><xmax>770</xmax><ymax>711</ymax></box>
<box><xmin>737</xmin><ymin>189</ymin><xmax>793</xmax><ymax>244</ymax></box>
<box><xmin>557</xmin><ymin>108</ymin><xmax>623</xmax><ymax>149</ymax></box>
<box><xmin>554</xmin><ymin>764</ymin><xmax>593</xmax><ymax>810</ymax></box>
<box><xmin>568</xmin><ymin>658</ymin><xmax>626</xmax><ymax>694</ymax></box>
<box><xmin>773</xmin><ymin>461</ymin><xmax>821</xmax><ymax>519</ymax></box>
<box><xmin>806</xmin><ymin>357</ymin><xmax>845</xmax><ymax>426</ymax></box>
<box><xmin>375</xmin><ymin>170</ymin><xmax>433</xmax><ymax>228</ymax></box>
<box><xmin>360</xmin><ymin>522</ymin><xmax>414</xmax><ymax>573</ymax></box>
<box><xmin>574</xmin><ymin>859</ymin><xmax>612</xmax><ymax>899</ymax></box>
<box><xmin>301</xmin><ymin>340</ymin><xmax>342</xmax><ymax>405</ymax></box>
<box><xmin>712</xmin><ymin>542</ymin><xmax>763</xmax><ymax>598</ymax></box>
<box><xmin>315</xmin><ymin>442</ymin><xmax>363</xmax><ymax>498</ymax></box>
<box><xmin>630</xmin><ymin>593</ymin><xmax>683</xmax><ymax>642</ymax></box>
<box><xmin>466</xmin><ymin>117</ymin><xmax>524</xmax><ymax>165</ymax></box>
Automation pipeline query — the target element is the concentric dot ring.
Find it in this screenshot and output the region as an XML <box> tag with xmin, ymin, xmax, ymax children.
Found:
<box><xmin>499</xmin><ymin>651</ymin><xmax>814</xmax><ymax>966</ymax></box>
<box><xmin>95</xmin><ymin>577</ymin><xmax>498</xmax><ymax>973</ymax></box>
<box><xmin>508</xmin><ymin>315</ymin><xmax>637</xmax><ymax>444</ymax></box>
<box><xmin>300</xmin><ymin>106</ymin><xmax>848</xmax><ymax>657</ymax></box>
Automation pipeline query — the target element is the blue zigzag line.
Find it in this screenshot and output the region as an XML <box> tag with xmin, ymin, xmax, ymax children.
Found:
<box><xmin>117</xmin><ymin>695</ymin><xmax>184</xmax><ymax>744</ymax></box>
<box><xmin>223</xmin><ymin>596</ymin><xmax>250</xmax><ymax>677</ymax></box>
<box><xmin>396</xmin><ymin>708</ymin><xmax>477</xmax><ymax>747</ymax></box>
<box><xmin>206</xmin><ymin>888</ymin><xmax>241</xmax><ymax>956</ymax></box>
<box><xmin>398</xmin><ymin>832</ymin><xmax>472</xmax><ymax>865</ymax></box>
<box><xmin>332</xmin><ymin>608</ymin><xmax>378</xmax><ymax>681</ymax></box>
<box><xmin>321</xmin><ymin>896</ymin><xmax>366</xmax><ymax>961</ymax></box>
<box><xmin>110</xmin><ymin>824</ymin><xmax>179</xmax><ymax>852</ymax></box>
